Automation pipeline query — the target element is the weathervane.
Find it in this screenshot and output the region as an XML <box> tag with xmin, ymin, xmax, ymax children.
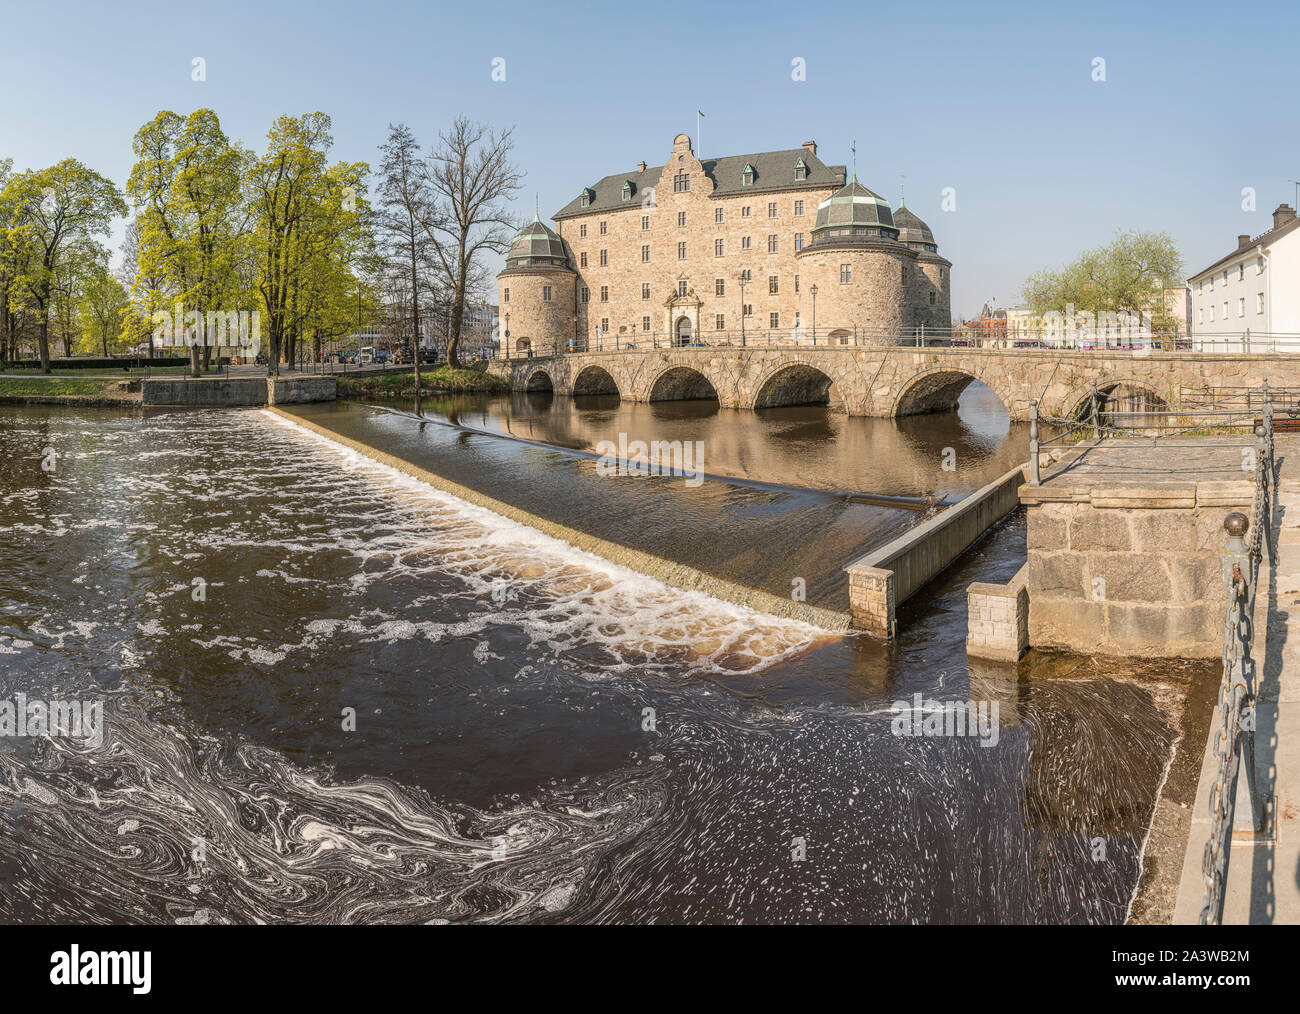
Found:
<box><xmin>850</xmin><ymin>140</ymin><xmax>857</xmax><ymax>181</ymax></box>
<box><xmin>899</xmin><ymin>172</ymin><xmax>905</xmax><ymax>208</ymax></box>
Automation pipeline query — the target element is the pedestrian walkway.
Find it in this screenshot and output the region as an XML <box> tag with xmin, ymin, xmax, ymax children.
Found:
<box><xmin>1173</xmin><ymin>436</ymin><xmax>1300</xmax><ymax>923</ymax></box>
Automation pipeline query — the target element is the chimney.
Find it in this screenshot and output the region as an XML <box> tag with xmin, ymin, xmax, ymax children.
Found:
<box><xmin>637</xmin><ymin>160</ymin><xmax>646</xmax><ymax>173</ymax></box>
<box><xmin>1238</xmin><ymin>234</ymin><xmax>1252</xmax><ymax>249</ymax></box>
<box><xmin>802</xmin><ymin>140</ymin><xmax>817</xmax><ymax>156</ymax></box>
<box><xmin>1273</xmin><ymin>203</ymin><xmax>1296</xmax><ymax>230</ymax></box>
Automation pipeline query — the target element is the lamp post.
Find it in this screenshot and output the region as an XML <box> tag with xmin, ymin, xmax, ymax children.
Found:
<box><xmin>739</xmin><ymin>273</ymin><xmax>747</xmax><ymax>347</ymax></box>
<box><xmin>810</xmin><ymin>284</ymin><xmax>818</xmax><ymax>345</ymax></box>
<box><xmin>504</xmin><ymin>312</ymin><xmax>511</xmax><ymax>358</ymax></box>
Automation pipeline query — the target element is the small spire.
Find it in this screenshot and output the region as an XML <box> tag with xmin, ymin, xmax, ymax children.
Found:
<box><xmin>899</xmin><ymin>172</ymin><xmax>905</xmax><ymax>208</ymax></box>
<box><xmin>534</xmin><ymin>193</ymin><xmax>540</xmax><ymax>221</ymax></box>
<box><xmin>850</xmin><ymin>140</ymin><xmax>857</xmax><ymax>182</ymax></box>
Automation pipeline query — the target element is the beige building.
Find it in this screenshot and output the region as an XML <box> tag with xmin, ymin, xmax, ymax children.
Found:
<box><xmin>498</xmin><ymin>133</ymin><xmax>951</xmax><ymax>356</ymax></box>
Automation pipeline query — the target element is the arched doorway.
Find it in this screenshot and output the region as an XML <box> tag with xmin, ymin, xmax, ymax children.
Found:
<box><xmin>675</xmin><ymin>316</ymin><xmax>693</xmax><ymax>346</ymax></box>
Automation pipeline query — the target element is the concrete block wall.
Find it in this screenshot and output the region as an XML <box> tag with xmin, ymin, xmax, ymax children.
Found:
<box><xmin>966</xmin><ymin>564</ymin><xmax>1029</xmax><ymax>661</ymax></box>
<box><xmin>1023</xmin><ymin>487</ymin><xmax>1250</xmax><ymax>658</ymax></box>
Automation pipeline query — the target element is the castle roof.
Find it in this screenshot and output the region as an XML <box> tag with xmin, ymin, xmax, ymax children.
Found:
<box><xmin>504</xmin><ymin>217</ymin><xmax>572</xmax><ymax>270</ymax></box>
<box><xmin>892</xmin><ymin>204</ymin><xmax>937</xmax><ymax>250</ymax></box>
<box><xmin>553</xmin><ymin>147</ymin><xmax>846</xmax><ymax>218</ymax></box>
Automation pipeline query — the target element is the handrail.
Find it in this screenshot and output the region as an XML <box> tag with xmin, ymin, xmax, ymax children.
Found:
<box><xmin>1199</xmin><ymin>394</ymin><xmax>1273</xmax><ymax>924</ymax></box>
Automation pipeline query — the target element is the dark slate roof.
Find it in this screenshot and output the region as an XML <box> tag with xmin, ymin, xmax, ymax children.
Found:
<box><xmin>893</xmin><ymin>205</ymin><xmax>936</xmax><ymax>248</ymax></box>
<box><xmin>1189</xmin><ymin>210</ymin><xmax>1300</xmax><ymax>280</ymax></box>
<box><xmin>553</xmin><ymin>147</ymin><xmax>847</xmax><ymax>219</ymax></box>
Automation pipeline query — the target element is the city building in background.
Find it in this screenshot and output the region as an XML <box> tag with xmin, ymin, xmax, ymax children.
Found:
<box><xmin>1189</xmin><ymin>202</ymin><xmax>1300</xmax><ymax>348</ymax></box>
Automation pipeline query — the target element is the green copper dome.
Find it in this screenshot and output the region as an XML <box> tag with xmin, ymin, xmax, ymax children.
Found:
<box><xmin>810</xmin><ymin>178</ymin><xmax>898</xmax><ymax>243</ymax></box>
<box><xmin>504</xmin><ymin>218</ymin><xmax>572</xmax><ymax>270</ymax></box>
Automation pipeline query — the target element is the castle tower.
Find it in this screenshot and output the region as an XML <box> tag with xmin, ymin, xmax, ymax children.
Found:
<box><xmin>498</xmin><ymin>216</ymin><xmax>576</xmax><ymax>356</ymax></box>
<box><xmin>893</xmin><ymin>203</ymin><xmax>952</xmax><ymax>333</ymax></box>
<box><xmin>793</xmin><ymin>176</ymin><xmax>916</xmax><ymax>338</ymax></box>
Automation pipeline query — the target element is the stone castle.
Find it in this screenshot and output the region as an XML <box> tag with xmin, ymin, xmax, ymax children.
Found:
<box><xmin>498</xmin><ymin>133</ymin><xmax>951</xmax><ymax>356</ymax></box>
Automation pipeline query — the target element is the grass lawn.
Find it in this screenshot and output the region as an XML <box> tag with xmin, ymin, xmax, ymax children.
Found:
<box><xmin>0</xmin><ymin>365</ymin><xmax>194</xmax><ymax>376</ymax></box>
<box><xmin>0</xmin><ymin>376</ymin><xmax>138</xmax><ymax>398</ymax></box>
<box><xmin>337</xmin><ymin>366</ymin><xmax>508</xmax><ymax>398</ymax></box>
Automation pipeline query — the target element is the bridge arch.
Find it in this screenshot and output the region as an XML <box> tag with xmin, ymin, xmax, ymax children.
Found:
<box><xmin>891</xmin><ymin>367</ymin><xmax>1013</xmax><ymax>418</ymax></box>
<box><xmin>751</xmin><ymin>360</ymin><xmax>845</xmax><ymax>410</ymax></box>
<box><xmin>647</xmin><ymin>365</ymin><xmax>720</xmax><ymax>402</ymax></box>
<box><xmin>572</xmin><ymin>363</ymin><xmax>620</xmax><ymax>397</ymax></box>
<box><xmin>524</xmin><ymin>367</ymin><xmax>555</xmax><ymax>392</ymax></box>
<box><xmin>1063</xmin><ymin>378</ymin><xmax>1172</xmax><ymax>423</ymax></box>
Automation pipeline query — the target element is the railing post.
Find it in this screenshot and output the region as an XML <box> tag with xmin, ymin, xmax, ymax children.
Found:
<box><xmin>1091</xmin><ymin>382</ymin><xmax>1100</xmax><ymax>441</ymax></box>
<box><xmin>1029</xmin><ymin>400</ymin><xmax>1040</xmax><ymax>486</ymax></box>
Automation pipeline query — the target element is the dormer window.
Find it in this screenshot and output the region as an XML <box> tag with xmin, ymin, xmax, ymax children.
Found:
<box><xmin>621</xmin><ymin>181</ymin><xmax>632</xmax><ymax>202</ymax></box>
<box><xmin>794</xmin><ymin>158</ymin><xmax>807</xmax><ymax>181</ymax></box>
<box><xmin>742</xmin><ymin>163</ymin><xmax>756</xmax><ymax>186</ymax></box>
<box><xmin>580</xmin><ymin>188</ymin><xmax>595</xmax><ymax>208</ymax></box>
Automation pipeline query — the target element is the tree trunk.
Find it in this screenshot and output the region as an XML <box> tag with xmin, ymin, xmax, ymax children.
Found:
<box><xmin>37</xmin><ymin>315</ymin><xmax>51</xmax><ymax>374</ymax></box>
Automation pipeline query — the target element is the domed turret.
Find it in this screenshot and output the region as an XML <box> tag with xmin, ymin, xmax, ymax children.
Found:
<box><xmin>893</xmin><ymin>205</ymin><xmax>937</xmax><ymax>253</ymax></box>
<box><xmin>810</xmin><ymin>177</ymin><xmax>898</xmax><ymax>244</ymax></box>
<box><xmin>504</xmin><ymin>217</ymin><xmax>572</xmax><ymax>270</ymax></box>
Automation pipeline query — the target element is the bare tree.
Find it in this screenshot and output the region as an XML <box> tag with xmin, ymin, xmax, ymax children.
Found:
<box><xmin>376</xmin><ymin>123</ymin><xmax>432</xmax><ymax>396</ymax></box>
<box><xmin>416</xmin><ymin>117</ymin><xmax>522</xmax><ymax>369</ymax></box>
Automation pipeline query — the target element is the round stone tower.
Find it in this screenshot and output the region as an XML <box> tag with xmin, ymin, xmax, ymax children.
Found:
<box><xmin>498</xmin><ymin>217</ymin><xmax>576</xmax><ymax>357</ymax></box>
<box><xmin>893</xmin><ymin>204</ymin><xmax>952</xmax><ymax>334</ymax></box>
<box><xmin>794</xmin><ymin>177</ymin><xmax>917</xmax><ymax>339</ymax></box>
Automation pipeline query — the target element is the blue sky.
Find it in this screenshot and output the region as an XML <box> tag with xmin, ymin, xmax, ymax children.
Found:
<box><xmin>3</xmin><ymin>0</ymin><xmax>1297</xmax><ymax>317</ymax></box>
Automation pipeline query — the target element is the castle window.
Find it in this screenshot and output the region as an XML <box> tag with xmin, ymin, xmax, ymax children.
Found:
<box><xmin>642</xmin><ymin>283</ymin><xmax>650</xmax><ymax>299</ymax></box>
<box><xmin>794</xmin><ymin>232</ymin><xmax>804</xmax><ymax>251</ymax></box>
<box><xmin>767</xmin><ymin>234</ymin><xmax>778</xmax><ymax>253</ymax></box>
<box><xmin>622</xmin><ymin>182</ymin><xmax>632</xmax><ymax>201</ymax></box>
<box><xmin>641</xmin><ymin>215</ymin><xmax>649</xmax><ymax>231</ymax></box>
<box><xmin>580</xmin><ymin>191</ymin><xmax>591</xmax><ymax>208</ymax></box>
<box><xmin>678</xmin><ymin>212</ymin><xmax>687</xmax><ymax>227</ymax></box>
<box><xmin>715</xmin><ymin>238</ymin><xmax>724</xmax><ymax>256</ymax></box>
<box><xmin>600</xmin><ymin>221</ymin><xmax>607</xmax><ymax>235</ymax></box>
<box><xmin>902</xmin><ymin>266</ymin><xmax>907</xmax><ymax>283</ymax></box>
<box><xmin>741</xmin><ymin>269</ymin><xmax>751</xmax><ymax>280</ymax></box>
<box><xmin>503</xmin><ymin>288</ymin><xmax>510</xmax><ymax>303</ymax></box>
<box><xmin>642</xmin><ymin>315</ymin><xmax>650</xmax><ymax>331</ymax></box>
<box><xmin>741</xmin><ymin>206</ymin><xmax>751</xmax><ymax>218</ymax></box>
<box><xmin>642</xmin><ymin>245</ymin><xmax>650</xmax><ymax>262</ymax></box>
<box><xmin>580</xmin><ymin>252</ymin><xmax>587</xmax><ymax>268</ymax></box>
<box><xmin>840</xmin><ymin>263</ymin><xmax>851</xmax><ymax>284</ymax></box>
<box><xmin>743</xmin><ymin>303</ymin><xmax>752</xmax><ymax>316</ymax></box>
<box><xmin>767</xmin><ymin>202</ymin><xmax>777</xmax><ymax>218</ymax></box>
<box><xmin>939</xmin><ymin>268</ymin><xmax>945</xmax><ymax>280</ymax></box>
<box><xmin>600</xmin><ymin>286</ymin><xmax>608</xmax><ymax>302</ymax></box>
<box><xmin>600</xmin><ymin>249</ymin><xmax>608</xmax><ymax>266</ymax></box>
<box><xmin>928</xmin><ymin>291</ymin><xmax>937</xmax><ymax>306</ymax></box>
<box><xmin>715</xmin><ymin>314</ymin><xmax>725</xmax><ymax>329</ymax></box>
<box><xmin>581</xmin><ymin>286</ymin><xmax>589</xmax><ymax>303</ymax></box>
<box><xmin>794</xmin><ymin>158</ymin><xmax>807</xmax><ymax>181</ymax></box>
<box><xmin>794</xmin><ymin>275</ymin><xmax>799</xmax><ymax>293</ymax></box>
<box><xmin>678</xmin><ymin>242</ymin><xmax>687</xmax><ymax>259</ymax></box>
<box><xmin>673</xmin><ymin>170</ymin><xmax>690</xmax><ymax>193</ymax></box>
<box><xmin>543</xmin><ymin>286</ymin><xmax>552</xmax><ymax>301</ymax></box>
<box><xmin>742</xmin><ymin>236</ymin><xmax>751</xmax><ymax>250</ymax></box>
<box><xmin>601</xmin><ymin>317</ymin><xmax>609</xmax><ymax>331</ymax></box>
<box><xmin>1239</xmin><ymin>263</ymin><xmax>1245</xmax><ymax>281</ymax></box>
<box><xmin>742</xmin><ymin>163</ymin><xmax>755</xmax><ymax>186</ymax></box>
<box><xmin>768</xmin><ymin>275</ymin><xmax>778</xmax><ymax>294</ymax></box>
<box><xmin>794</xmin><ymin>200</ymin><xmax>804</xmax><ymax>216</ymax></box>
<box><xmin>715</xmin><ymin>207</ymin><xmax>724</xmax><ymax>223</ymax></box>
<box><xmin>580</xmin><ymin>224</ymin><xmax>587</xmax><ymax>238</ymax></box>
<box><xmin>678</xmin><ymin>280</ymin><xmax>688</xmax><ymax>297</ymax></box>
<box><xmin>715</xmin><ymin>278</ymin><xmax>725</xmax><ymax>296</ymax></box>
<box><xmin>769</xmin><ymin>312</ymin><xmax>779</xmax><ymax>328</ymax></box>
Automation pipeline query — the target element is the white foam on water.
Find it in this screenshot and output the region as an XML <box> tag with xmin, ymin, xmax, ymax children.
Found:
<box><xmin>259</xmin><ymin>409</ymin><xmax>837</xmax><ymax>675</ymax></box>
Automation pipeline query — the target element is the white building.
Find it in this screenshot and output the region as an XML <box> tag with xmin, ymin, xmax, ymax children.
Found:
<box><xmin>1189</xmin><ymin>203</ymin><xmax>1300</xmax><ymax>351</ymax></box>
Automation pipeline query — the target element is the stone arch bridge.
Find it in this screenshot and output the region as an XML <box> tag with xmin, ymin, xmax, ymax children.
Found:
<box><xmin>487</xmin><ymin>346</ymin><xmax>1291</xmax><ymax>420</ymax></box>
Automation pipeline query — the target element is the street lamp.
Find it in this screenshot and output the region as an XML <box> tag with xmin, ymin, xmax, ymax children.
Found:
<box><xmin>504</xmin><ymin>312</ymin><xmax>511</xmax><ymax>358</ymax></box>
<box><xmin>738</xmin><ymin>273</ymin><xmax>748</xmax><ymax>347</ymax></box>
<box><xmin>810</xmin><ymin>284</ymin><xmax>818</xmax><ymax>345</ymax></box>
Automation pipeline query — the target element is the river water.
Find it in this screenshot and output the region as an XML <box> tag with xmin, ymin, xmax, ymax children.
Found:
<box><xmin>0</xmin><ymin>387</ymin><xmax>1195</xmax><ymax>923</ymax></box>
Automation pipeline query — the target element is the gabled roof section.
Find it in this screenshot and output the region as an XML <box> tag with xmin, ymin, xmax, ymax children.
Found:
<box><xmin>1189</xmin><ymin>214</ymin><xmax>1300</xmax><ymax>280</ymax></box>
<box><xmin>553</xmin><ymin>146</ymin><xmax>846</xmax><ymax>218</ymax></box>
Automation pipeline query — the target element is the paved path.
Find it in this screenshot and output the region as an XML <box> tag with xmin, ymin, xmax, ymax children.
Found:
<box><xmin>1174</xmin><ymin>436</ymin><xmax>1300</xmax><ymax>923</ymax></box>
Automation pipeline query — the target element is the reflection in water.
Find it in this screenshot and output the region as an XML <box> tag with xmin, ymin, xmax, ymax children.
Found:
<box><xmin>0</xmin><ymin>403</ymin><xmax>1202</xmax><ymax>923</ymax></box>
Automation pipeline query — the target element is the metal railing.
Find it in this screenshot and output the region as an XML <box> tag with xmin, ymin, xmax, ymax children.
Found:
<box><xmin>1200</xmin><ymin>394</ymin><xmax>1274</xmax><ymax>924</ymax></box>
<box><xmin>502</xmin><ymin>327</ymin><xmax>1300</xmax><ymax>360</ymax></box>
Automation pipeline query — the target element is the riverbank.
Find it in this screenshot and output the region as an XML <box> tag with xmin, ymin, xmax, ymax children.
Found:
<box><xmin>336</xmin><ymin>366</ymin><xmax>508</xmax><ymax>398</ymax></box>
<box><xmin>0</xmin><ymin>375</ymin><xmax>142</xmax><ymax>405</ymax></box>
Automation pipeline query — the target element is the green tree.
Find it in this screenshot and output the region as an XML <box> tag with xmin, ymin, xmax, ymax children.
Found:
<box><xmin>1022</xmin><ymin>230</ymin><xmax>1185</xmax><ymax>335</ymax></box>
<box><xmin>78</xmin><ymin>257</ymin><xmax>131</xmax><ymax>356</ymax></box>
<box><xmin>0</xmin><ymin>158</ymin><xmax>126</xmax><ymax>372</ymax></box>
